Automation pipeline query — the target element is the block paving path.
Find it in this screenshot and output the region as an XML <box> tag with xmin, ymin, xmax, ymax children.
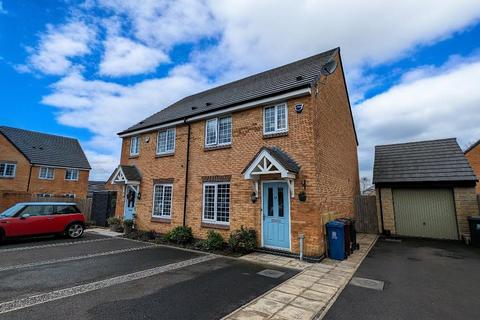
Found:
<box><xmin>225</xmin><ymin>233</ymin><xmax>378</xmax><ymax>320</ymax></box>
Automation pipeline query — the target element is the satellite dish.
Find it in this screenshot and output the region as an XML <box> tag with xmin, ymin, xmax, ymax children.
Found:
<box><xmin>320</xmin><ymin>60</ymin><xmax>337</xmax><ymax>76</ymax></box>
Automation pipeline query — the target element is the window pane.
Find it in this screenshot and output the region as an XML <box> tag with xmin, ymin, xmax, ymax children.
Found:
<box><xmin>264</xmin><ymin>107</ymin><xmax>276</xmax><ymax>133</ymax></box>
<box><xmin>56</xmin><ymin>205</ymin><xmax>78</xmax><ymax>214</ymax></box>
<box><xmin>162</xmin><ymin>185</ymin><xmax>172</xmax><ymax>216</ymax></box>
<box><xmin>1</xmin><ymin>164</ymin><xmax>15</xmax><ymax>177</ymax></box>
<box><xmin>0</xmin><ymin>164</ymin><xmax>5</xmax><ymax>176</ymax></box>
<box><xmin>218</xmin><ymin>116</ymin><xmax>232</xmax><ymax>144</ymax></box>
<box><xmin>277</xmin><ymin>104</ymin><xmax>287</xmax><ymax>130</ymax></box>
<box><xmin>267</xmin><ymin>187</ymin><xmax>274</xmax><ymax>216</ymax></box>
<box><xmin>130</xmin><ymin>136</ymin><xmax>139</xmax><ymax>154</ymax></box>
<box><xmin>278</xmin><ymin>187</ymin><xmax>284</xmax><ymax>217</ymax></box>
<box><xmin>166</xmin><ymin>129</ymin><xmax>175</xmax><ymax>152</ymax></box>
<box><xmin>216</xmin><ymin>184</ymin><xmax>230</xmax><ymax>223</ymax></box>
<box><xmin>22</xmin><ymin>205</ymin><xmax>53</xmax><ymax>216</ymax></box>
<box><xmin>206</xmin><ymin>119</ymin><xmax>217</xmax><ymax>145</ymax></box>
<box><xmin>153</xmin><ymin>185</ymin><xmax>164</xmax><ymax>216</ymax></box>
<box><xmin>47</xmin><ymin>168</ymin><xmax>54</xmax><ymax>179</ymax></box>
<box><xmin>203</xmin><ymin>185</ymin><xmax>216</xmax><ymax>220</ymax></box>
<box><xmin>157</xmin><ymin>131</ymin><xmax>167</xmax><ymax>153</ymax></box>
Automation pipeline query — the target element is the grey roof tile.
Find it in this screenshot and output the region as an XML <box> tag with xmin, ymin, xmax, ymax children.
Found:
<box><xmin>0</xmin><ymin>126</ymin><xmax>91</xmax><ymax>169</ymax></box>
<box><xmin>120</xmin><ymin>165</ymin><xmax>141</xmax><ymax>181</ymax></box>
<box><xmin>119</xmin><ymin>48</ymin><xmax>339</xmax><ymax>135</ymax></box>
<box><xmin>373</xmin><ymin>138</ymin><xmax>477</xmax><ymax>184</ymax></box>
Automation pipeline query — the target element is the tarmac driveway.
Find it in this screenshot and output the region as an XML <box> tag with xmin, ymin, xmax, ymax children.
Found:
<box><xmin>325</xmin><ymin>237</ymin><xmax>480</xmax><ymax>320</ymax></box>
<box><xmin>0</xmin><ymin>232</ymin><xmax>297</xmax><ymax>320</ymax></box>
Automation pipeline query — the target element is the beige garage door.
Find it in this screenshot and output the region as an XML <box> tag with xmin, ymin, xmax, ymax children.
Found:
<box><xmin>393</xmin><ymin>188</ymin><xmax>458</xmax><ymax>240</ymax></box>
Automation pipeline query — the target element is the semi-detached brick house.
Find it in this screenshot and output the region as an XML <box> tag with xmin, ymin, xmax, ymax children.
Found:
<box><xmin>465</xmin><ymin>138</ymin><xmax>480</xmax><ymax>193</ymax></box>
<box><xmin>108</xmin><ymin>48</ymin><xmax>359</xmax><ymax>258</ymax></box>
<box><xmin>0</xmin><ymin>126</ymin><xmax>91</xmax><ymax>210</ymax></box>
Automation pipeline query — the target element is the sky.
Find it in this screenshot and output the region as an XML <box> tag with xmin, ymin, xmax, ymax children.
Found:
<box><xmin>1</xmin><ymin>0</ymin><xmax>480</xmax><ymax>181</ymax></box>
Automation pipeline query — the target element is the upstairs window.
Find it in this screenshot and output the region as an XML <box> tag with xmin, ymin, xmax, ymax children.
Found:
<box><xmin>39</xmin><ymin>167</ymin><xmax>54</xmax><ymax>180</ymax></box>
<box><xmin>152</xmin><ymin>184</ymin><xmax>173</xmax><ymax>218</ymax></box>
<box><xmin>205</xmin><ymin>115</ymin><xmax>232</xmax><ymax>147</ymax></box>
<box><xmin>264</xmin><ymin>103</ymin><xmax>288</xmax><ymax>134</ymax></box>
<box><xmin>130</xmin><ymin>136</ymin><xmax>140</xmax><ymax>156</ymax></box>
<box><xmin>65</xmin><ymin>169</ymin><xmax>79</xmax><ymax>181</ymax></box>
<box><xmin>157</xmin><ymin>128</ymin><xmax>176</xmax><ymax>155</ymax></box>
<box><xmin>202</xmin><ymin>182</ymin><xmax>230</xmax><ymax>224</ymax></box>
<box><xmin>0</xmin><ymin>163</ymin><xmax>16</xmax><ymax>178</ymax></box>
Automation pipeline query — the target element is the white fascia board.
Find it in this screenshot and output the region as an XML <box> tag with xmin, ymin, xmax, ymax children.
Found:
<box><xmin>118</xmin><ymin>120</ymin><xmax>184</xmax><ymax>138</ymax></box>
<box><xmin>119</xmin><ymin>87</ymin><xmax>311</xmax><ymax>138</ymax></box>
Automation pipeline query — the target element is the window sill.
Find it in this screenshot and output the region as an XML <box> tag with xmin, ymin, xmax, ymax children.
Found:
<box><xmin>151</xmin><ymin>217</ymin><xmax>172</xmax><ymax>224</ymax></box>
<box><xmin>129</xmin><ymin>155</ymin><xmax>139</xmax><ymax>159</ymax></box>
<box><xmin>204</xmin><ymin>144</ymin><xmax>232</xmax><ymax>152</ymax></box>
<box><xmin>155</xmin><ymin>153</ymin><xmax>174</xmax><ymax>158</ymax></box>
<box><xmin>263</xmin><ymin>131</ymin><xmax>288</xmax><ymax>139</ymax></box>
<box><xmin>0</xmin><ymin>176</ymin><xmax>15</xmax><ymax>179</ymax></box>
<box><xmin>201</xmin><ymin>222</ymin><xmax>230</xmax><ymax>230</ymax></box>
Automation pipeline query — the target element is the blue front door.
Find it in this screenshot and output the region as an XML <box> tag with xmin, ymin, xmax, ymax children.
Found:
<box><xmin>124</xmin><ymin>185</ymin><xmax>136</xmax><ymax>220</ymax></box>
<box><xmin>263</xmin><ymin>182</ymin><xmax>290</xmax><ymax>250</ymax></box>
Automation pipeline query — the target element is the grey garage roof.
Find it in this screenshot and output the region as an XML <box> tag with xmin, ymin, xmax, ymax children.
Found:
<box><xmin>0</xmin><ymin>126</ymin><xmax>91</xmax><ymax>170</ymax></box>
<box><xmin>119</xmin><ymin>48</ymin><xmax>339</xmax><ymax>135</ymax></box>
<box><xmin>373</xmin><ymin>138</ymin><xmax>477</xmax><ymax>184</ymax></box>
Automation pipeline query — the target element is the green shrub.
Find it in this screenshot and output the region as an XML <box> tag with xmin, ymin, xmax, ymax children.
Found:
<box><xmin>123</xmin><ymin>219</ymin><xmax>134</xmax><ymax>234</ymax></box>
<box><xmin>202</xmin><ymin>230</ymin><xmax>225</xmax><ymax>251</ymax></box>
<box><xmin>107</xmin><ymin>216</ymin><xmax>121</xmax><ymax>226</ymax></box>
<box><xmin>165</xmin><ymin>226</ymin><xmax>193</xmax><ymax>244</ymax></box>
<box><xmin>228</xmin><ymin>226</ymin><xmax>257</xmax><ymax>253</ymax></box>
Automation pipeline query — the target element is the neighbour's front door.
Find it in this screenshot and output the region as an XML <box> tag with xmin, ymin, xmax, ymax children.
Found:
<box><xmin>124</xmin><ymin>185</ymin><xmax>137</xmax><ymax>220</ymax></box>
<box><xmin>262</xmin><ymin>182</ymin><xmax>290</xmax><ymax>250</ymax></box>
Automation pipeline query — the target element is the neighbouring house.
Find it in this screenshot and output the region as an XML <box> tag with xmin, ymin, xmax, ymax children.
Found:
<box><xmin>373</xmin><ymin>138</ymin><xmax>479</xmax><ymax>240</ymax></box>
<box><xmin>0</xmin><ymin>126</ymin><xmax>91</xmax><ymax>210</ymax></box>
<box><xmin>107</xmin><ymin>48</ymin><xmax>359</xmax><ymax>258</ymax></box>
<box><xmin>465</xmin><ymin>139</ymin><xmax>480</xmax><ymax>193</ymax></box>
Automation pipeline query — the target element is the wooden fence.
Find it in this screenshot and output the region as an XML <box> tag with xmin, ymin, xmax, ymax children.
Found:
<box><xmin>354</xmin><ymin>195</ymin><xmax>379</xmax><ymax>234</ymax></box>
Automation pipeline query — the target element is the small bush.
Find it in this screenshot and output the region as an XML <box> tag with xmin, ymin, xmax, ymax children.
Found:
<box><xmin>123</xmin><ymin>219</ymin><xmax>134</xmax><ymax>234</ymax></box>
<box><xmin>107</xmin><ymin>216</ymin><xmax>121</xmax><ymax>226</ymax></box>
<box><xmin>228</xmin><ymin>226</ymin><xmax>257</xmax><ymax>253</ymax></box>
<box><xmin>202</xmin><ymin>230</ymin><xmax>225</xmax><ymax>251</ymax></box>
<box><xmin>165</xmin><ymin>226</ymin><xmax>193</xmax><ymax>245</ymax></box>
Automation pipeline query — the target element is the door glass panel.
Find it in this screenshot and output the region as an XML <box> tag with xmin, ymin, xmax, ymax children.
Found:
<box><xmin>267</xmin><ymin>187</ymin><xmax>274</xmax><ymax>216</ymax></box>
<box><xmin>126</xmin><ymin>189</ymin><xmax>136</xmax><ymax>208</ymax></box>
<box><xmin>278</xmin><ymin>187</ymin><xmax>284</xmax><ymax>217</ymax></box>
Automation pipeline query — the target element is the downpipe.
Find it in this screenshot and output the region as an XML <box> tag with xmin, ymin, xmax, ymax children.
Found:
<box><xmin>298</xmin><ymin>233</ymin><xmax>305</xmax><ymax>261</ymax></box>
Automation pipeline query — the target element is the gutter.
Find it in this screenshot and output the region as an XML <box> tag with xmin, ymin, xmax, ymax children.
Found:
<box><xmin>182</xmin><ymin>119</ymin><xmax>191</xmax><ymax>227</ymax></box>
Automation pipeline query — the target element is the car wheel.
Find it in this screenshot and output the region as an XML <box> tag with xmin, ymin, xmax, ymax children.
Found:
<box><xmin>66</xmin><ymin>223</ymin><xmax>84</xmax><ymax>239</ymax></box>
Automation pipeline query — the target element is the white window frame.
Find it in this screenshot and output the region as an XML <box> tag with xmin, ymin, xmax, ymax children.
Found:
<box><xmin>152</xmin><ymin>183</ymin><xmax>173</xmax><ymax>218</ymax></box>
<box><xmin>205</xmin><ymin>115</ymin><xmax>232</xmax><ymax>147</ymax></box>
<box><xmin>130</xmin><ymin>136</ymin><xmax>140</xmax><ymax>156</ymax></box>
<box><xmin>263</xmin><ymin>103</ymin><xmax>288</xmax><ymax>135</ymax></box>
<box><xmin>0</xmin><ymin>163</ymin><xmax>16</xmax><ymax>178</ymax></box>
<box><xmin>65</xmin><ymin>169</ymin><xmax>79</xmax><ymax>181</ymax></box>
<box><xmin>156</xmin><ymin>128</ymin><xmax>176</xmax><ymax>155</ymax></box>
<box><xmin>39</xmin><ymin>167</ymin><xmax>54</xmax><ymax>180</ymax></box>
<box><xmin>202</xmin><ymin>182</ymin><xmax>230</xmax><ymax>225</ymax></box>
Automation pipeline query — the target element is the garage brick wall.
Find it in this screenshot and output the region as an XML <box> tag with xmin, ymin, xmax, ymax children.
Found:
<box><xmin>376</xmin><ymin>188</ymin><xmax>396</xmax><ymax>234</ymax></box>
<box><xmin>454</xmin><ymin>187</ymin><xmax>480</xmax><ymax>236</ymax></box>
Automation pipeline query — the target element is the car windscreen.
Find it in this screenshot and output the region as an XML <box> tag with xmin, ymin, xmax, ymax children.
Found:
<box><xmin>0</xmin><ymin>204</ymin><xmax>25</xmax><ymax>217</ymax></box>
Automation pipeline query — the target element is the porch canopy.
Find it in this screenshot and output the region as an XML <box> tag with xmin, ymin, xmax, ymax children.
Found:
<box><xmin>242</xmin><ymin>146</ymin><xmax>300</xmax><ymax>198</ymax></box>
<box><xmin>110</xmin><ymin>165</ymin><xmax>142</xmax><ymax>186</ymax></box>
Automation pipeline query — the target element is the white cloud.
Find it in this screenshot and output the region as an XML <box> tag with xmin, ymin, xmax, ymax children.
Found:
<box><xmin>354</xmin><ymin>58</ymin><xmax>480</xmax><ymax>179</ymax></box>
<box><xmin>0</xmin><ymin>1</ymin><xmax>7</xmax><ymax>14</ymax></box>
<box><xmin>24</xmin><ymin>21</ymin><xmax>95</xmax><ymax>75</ymax></box>
<box><xmin>99</xmin><ymin>37</ymin><xmax>169</xmax><ymax>76</ymax></box>
<box><xmin>84</xmin><ymin>150</ymin><xmax>119</xmax><ymax>180</ymax></box>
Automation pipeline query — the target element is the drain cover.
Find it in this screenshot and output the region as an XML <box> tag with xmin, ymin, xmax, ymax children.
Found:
<box><xmin>257</xmin><ymin>269</ymin><xmax>285</xmax><ymax>278</ymax></box>
<box><xmin>384</xmin><ymin>238</ymin><xmax>402</xmax><ymax>243</ymax></box>
<box><xmin>350</xmin><ymin>277</ymin><xmax>384</xmax><ymax>290</ymax></box>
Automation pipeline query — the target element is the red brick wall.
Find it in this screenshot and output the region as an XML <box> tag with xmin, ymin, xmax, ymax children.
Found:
<box><xmin>112</xmin><ymin>55</ymin><xmax>359</xmax><ymax>257</ymax></box>
<box><xmin>0</xmin><ymin>133</ymin><xmax>31</xmax><ymax>192</ymax></box>
<box><xmin>465</xmin><ymin>144</ymin><xmax>480</xmax><ymax>193</ymax></box>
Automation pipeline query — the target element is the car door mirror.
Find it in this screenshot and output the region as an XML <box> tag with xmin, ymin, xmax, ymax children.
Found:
<box><xmin>20</xmin><ymin>213</ymin><xmax>31</xmax><ymax>220</ymax></box>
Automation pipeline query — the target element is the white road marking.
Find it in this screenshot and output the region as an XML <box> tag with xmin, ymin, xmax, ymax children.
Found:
<box><xmin>0</xmin><ymin>237</ymin><xmax>116</xmax><ymax>253</ymax></box>
<box><xmin>0</xmin><ymin>243</ymin><xmax>155</xmax><ymax>272</ymax></box>
<box><xmin>0</xmin><ymin>254</ymin><xmax>217</xmax><ymax>314</ymax></box>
